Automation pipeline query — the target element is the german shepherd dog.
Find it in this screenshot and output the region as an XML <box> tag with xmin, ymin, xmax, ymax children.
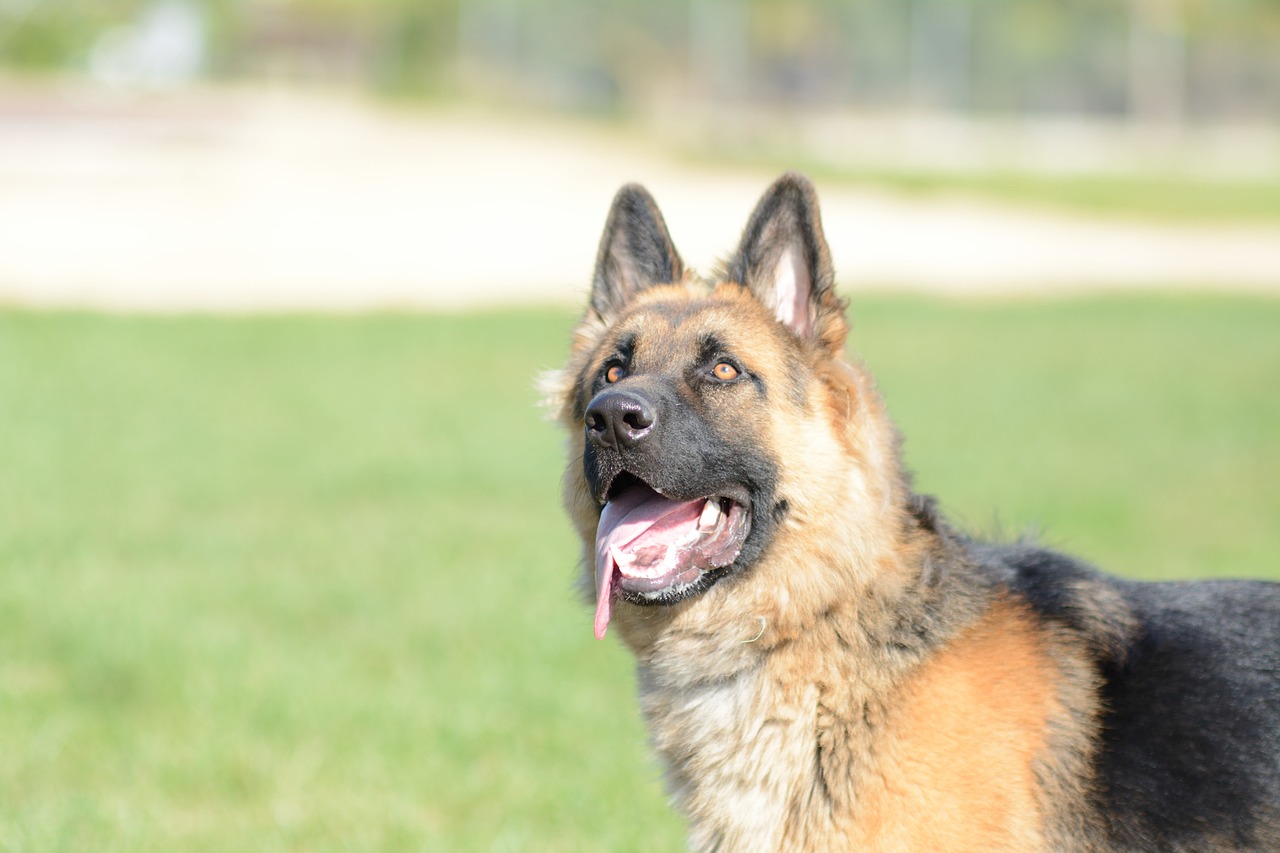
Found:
<box><xmin>546</xmin><ymin>174</ymin><xmax>1280</xmax><ymax>851</ymax></box>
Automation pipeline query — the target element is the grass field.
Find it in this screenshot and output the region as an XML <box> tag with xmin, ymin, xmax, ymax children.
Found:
<box><xmin>1</xmin><ymin>297</ymin><xmax>1278</xmax><ymax>850</ymax></box>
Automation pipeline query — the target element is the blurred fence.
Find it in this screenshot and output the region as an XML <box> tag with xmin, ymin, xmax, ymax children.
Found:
<box><xmin>2</xmin><ymin>0</ymin><xmax>1278</xmax><ymax>123</ymax></box>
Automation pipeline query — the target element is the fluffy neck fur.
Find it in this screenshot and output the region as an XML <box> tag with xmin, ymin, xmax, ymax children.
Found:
<box><xmin>626</xmin><ymin>494</ymin><xmax>994</xmax><ymax>852</ymax></box>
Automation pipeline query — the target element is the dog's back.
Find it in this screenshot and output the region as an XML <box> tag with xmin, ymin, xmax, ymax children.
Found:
<box><xmin>990</xmin><ymin>544</ymin><xmax>1280</xmax><ymax>850</ymax></box>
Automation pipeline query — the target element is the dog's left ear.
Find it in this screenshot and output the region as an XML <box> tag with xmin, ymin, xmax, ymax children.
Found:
<box><xmin>727</xmin><ymin>173</ymin><xmax>847</xmax><ymax>352</ymax></box>
<box><xmin>589</xmin><ymin>183</ymin><xmax>685</xmax><ymax>322</ymax></box>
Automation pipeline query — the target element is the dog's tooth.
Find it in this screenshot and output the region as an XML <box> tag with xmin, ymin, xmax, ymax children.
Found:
<box><xmin>699</xmin><ymin>499</ymin><xmax>722</xmax><ymax>530</ymax></box>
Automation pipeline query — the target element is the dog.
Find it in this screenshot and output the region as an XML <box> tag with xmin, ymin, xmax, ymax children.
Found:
<box><xmin>545</xmin><ymin>173</ymin><xmax>1280</xmax><ymax>851</ymax></box>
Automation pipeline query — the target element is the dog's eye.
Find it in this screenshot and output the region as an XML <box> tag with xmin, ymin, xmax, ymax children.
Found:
<box><xmin>712</xmin><ymin>362</ymin><xmax>739</xmax><ymax>382</ymax></box>
<box><xmin>605</xmin><ymin>364</ymin><xmax>625</xmax><ymax>383</ymax></box>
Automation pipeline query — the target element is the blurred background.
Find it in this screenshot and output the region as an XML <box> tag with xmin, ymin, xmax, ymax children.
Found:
<box><xmin>1</xmin><ymin>2</ymin><xmax>1278</xmax><ymax>850</ymax></box>
<box><xmin>2</xmin><ymin>0</ymin><xmax>1279</xmax><ymax>306</ymax></box>
<box><xmin>7</xmin><ymin>0</ymin><xmax>1280</xmax><ymax>120</ymax></box>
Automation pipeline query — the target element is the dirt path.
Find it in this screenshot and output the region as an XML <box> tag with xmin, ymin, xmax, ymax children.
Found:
<box><xmin>1</xmin><ymin>87</ymin><xmax>1277</xmax><ymax>312</ymax></box>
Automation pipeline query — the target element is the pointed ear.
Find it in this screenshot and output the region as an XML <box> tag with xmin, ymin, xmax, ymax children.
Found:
<box><xmin>726</xmin><ymin>173</ymin><xmax>847</xmax><ymax>352</ymax></box>
<box><xmin>589</xmin><ymin>184</ymin><xmax>685</xmax><ymax>321</ymax></box>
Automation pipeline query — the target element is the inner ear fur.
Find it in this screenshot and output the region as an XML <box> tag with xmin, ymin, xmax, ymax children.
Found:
<box><xmin>726</xmin><ymin>172</ymin><xmax>848</xmax><ymax>353</ymax></box>
<box><xmin>590</xmin><ymin>183</ymin><xmax>685</xmax><ymax>322</ymax></box>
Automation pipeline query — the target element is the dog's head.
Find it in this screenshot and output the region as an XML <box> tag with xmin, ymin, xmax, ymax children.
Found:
<box><xmin>549</xmin><ymin>174</ymin><xmax>905</xmax><ymax>648</ymax></box>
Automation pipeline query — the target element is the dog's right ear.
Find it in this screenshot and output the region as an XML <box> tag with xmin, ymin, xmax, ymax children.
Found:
<box><xmin>727</xmin><ymin>173</ymin><xmax>847</xmax><ymax>353</ymax></box>
<box><xmin>589</xmin><ymin>184</ymin><xmax>685</xmax><ymax>321</ymax></box>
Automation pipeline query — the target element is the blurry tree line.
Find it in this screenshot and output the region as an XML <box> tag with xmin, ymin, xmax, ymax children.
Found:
<box><xmin>1</xmin><ymin>0</ymin><xmax>1278</xmax><ymax>122</ymax></box>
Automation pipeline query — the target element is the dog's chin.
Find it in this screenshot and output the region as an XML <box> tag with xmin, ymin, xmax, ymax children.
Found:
<box><xmin>616</xmin><ymin>554</ymin><xmax>734</xmax><ymax>606</ymax></box>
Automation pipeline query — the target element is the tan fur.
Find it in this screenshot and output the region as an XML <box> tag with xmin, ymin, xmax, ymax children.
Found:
<box><xmin>837</xmin><ymin>599</ymin><xmax>1059</xmax><ymax>851</ymax></box>
<box><xmin>625</xmin><ymin>586</ymin><xmax>1097</xmax><ymax>851</ymax></box>
<box><xmin>552</xmin><ymin>178</ymin><xmax>1112</xmax><ymax>851</ymax></box>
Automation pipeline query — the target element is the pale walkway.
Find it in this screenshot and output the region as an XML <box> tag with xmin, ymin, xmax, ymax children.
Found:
<box><xmin>1</xmin><ymin>87</ymin><xmax>1277</xmax><ymax>312</ymax></box>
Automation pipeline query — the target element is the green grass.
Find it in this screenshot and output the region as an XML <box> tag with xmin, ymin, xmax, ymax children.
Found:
<box><xmin>691</xmin><ymin>144</ymin><xmax>1280</xmax><ymax>222</ymax></box>
<box><xmin>1</xmin><ymin>297</ymin><xmax>1278</xmax><ymax>849</ymax></box>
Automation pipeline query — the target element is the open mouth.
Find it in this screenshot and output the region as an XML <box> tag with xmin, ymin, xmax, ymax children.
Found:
<box><xmin>593</xmin><ymin>478</ymin><xmax>751</xmax><ymax>639</ymax></box>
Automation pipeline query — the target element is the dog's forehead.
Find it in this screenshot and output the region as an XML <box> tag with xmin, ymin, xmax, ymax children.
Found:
<box><xmin>605</xmin><ymin>291</ymin><xmax>785</xmax><ymax>362</ymax></box>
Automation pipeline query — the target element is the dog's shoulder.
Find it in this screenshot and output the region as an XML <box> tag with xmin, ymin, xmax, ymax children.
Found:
<box><xmin>974</xmin><ymin>541</ymin><xmax>1139</xmax><ymax>664</ymax></box>
<box><xmin>971</xmin><ymin>539</ymin><xmax>1280</xmax><ymax>850</ymax></box>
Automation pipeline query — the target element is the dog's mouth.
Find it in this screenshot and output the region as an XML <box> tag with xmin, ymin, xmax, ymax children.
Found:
<box><xmin>593</xmin><ymin>478</ymin><xmax>750</xmax><ymax>639</ymax></box>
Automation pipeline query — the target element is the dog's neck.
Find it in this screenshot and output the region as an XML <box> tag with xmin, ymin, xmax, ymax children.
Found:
<box><xmin>619</xmin><ymin>498</ymin><xmax>992</xmax><ymax>851</ymax></box>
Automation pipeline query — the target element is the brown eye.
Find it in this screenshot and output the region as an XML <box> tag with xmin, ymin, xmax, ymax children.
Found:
<box><xmin>712</xmin><ymin>362</ymin><xmax>739</xmax><ymax>381</ymax></box>
<box><xmin>605</xmin><ymin>365</ymin><xmax>624</xmax><ymax>383</ymax></box>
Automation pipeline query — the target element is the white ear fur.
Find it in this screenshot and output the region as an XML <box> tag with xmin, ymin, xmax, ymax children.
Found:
<box><xmin>768</xmin><ymin>246</ymin><xmax>812</xmax><ymax>339</ymax></box>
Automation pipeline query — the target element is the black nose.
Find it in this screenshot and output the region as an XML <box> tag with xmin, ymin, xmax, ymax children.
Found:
<box><xmin>585</xmin><ymin>390</ymin><xmax>656</xmax><ymax>449</ymax></box>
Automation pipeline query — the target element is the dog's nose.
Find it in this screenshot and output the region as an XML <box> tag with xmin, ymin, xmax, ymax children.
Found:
<box><xmin>585</xmin><ymin>390</ymin><xmax>656</xmax><ymax>449</ymax></box>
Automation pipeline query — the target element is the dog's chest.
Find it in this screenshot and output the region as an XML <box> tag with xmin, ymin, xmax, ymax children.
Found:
<box><xmin>636</xmin><ymin>647</ymin><xmax>839</xmax><ymax>852</ymax></box>
<box><xmin>633</xmin><ymin>615</ymin><xmax>1059</xmax><ymax>853</ymax></box>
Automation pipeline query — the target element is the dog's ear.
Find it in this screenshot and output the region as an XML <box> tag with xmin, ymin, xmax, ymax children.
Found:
<box><xmin>589</xmin><ymin>184</ymin><xmax>685</xmax><ymax>321</ymax></box>
<box><xmin>727</xmin><ymin>173</ymin><xmax>847</xmax><ymax>352</ymax></box>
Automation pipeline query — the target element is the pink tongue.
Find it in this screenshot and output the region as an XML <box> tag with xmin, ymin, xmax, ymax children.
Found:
<box><xmin>593</xmin><ymin>485</ymin><xmax>703</xmax><ymax>639</ymax></box>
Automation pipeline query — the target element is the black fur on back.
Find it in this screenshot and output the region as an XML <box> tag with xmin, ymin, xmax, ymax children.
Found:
<box><xmin>974</xmin><ymin>540</ymin><xmax>1280</xmax><ymax>851</ymax></box>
